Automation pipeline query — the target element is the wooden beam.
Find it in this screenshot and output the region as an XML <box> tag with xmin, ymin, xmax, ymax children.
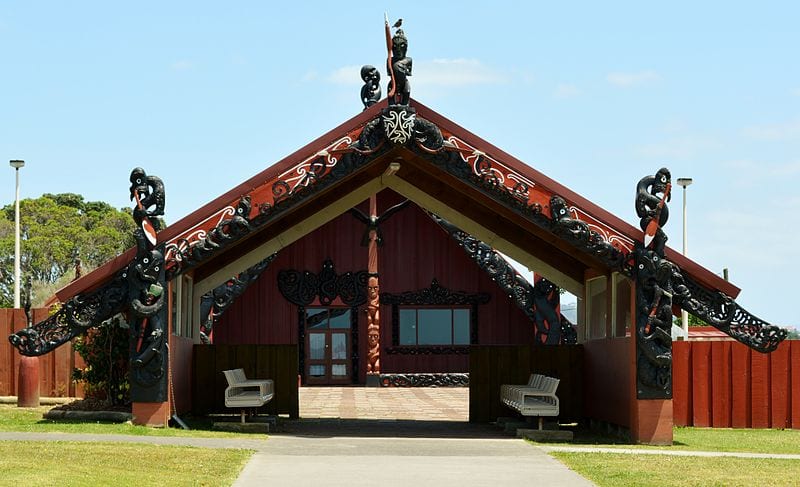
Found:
<box><xmin>194</xmin><ymin>177</ymin><xmax>387</xmax><ymax>297</ymax></box>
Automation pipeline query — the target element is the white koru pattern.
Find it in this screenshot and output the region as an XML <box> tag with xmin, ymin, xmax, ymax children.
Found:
<box><xmin>164</xmin><ymin>205</ymin><xmax>237</xmax><ymax>262</ymax></box>
<box><xmin>383</xmin><ymin>109</ymin><xmax>416</xmax><ymax>145</ymax></box>
<box><xmin>568</xmin><ymin>206</ymin><xmax>635</xmax><ymax>253</ymax></box>
<box><xmin>279</xmin><ymin>136</ymin><xmax>353</xmax><ymax>192</ymax></box>
<box><xmin>447</xmin><ymin>136</ymin><xmax>535</xmax><ymax>199</ymax></box>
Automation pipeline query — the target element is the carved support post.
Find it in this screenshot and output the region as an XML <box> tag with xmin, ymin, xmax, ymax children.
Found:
<box><xmin>366</xmin><ymin>195</ymin><xmax>381</xmax><ymax>382</ymax></box>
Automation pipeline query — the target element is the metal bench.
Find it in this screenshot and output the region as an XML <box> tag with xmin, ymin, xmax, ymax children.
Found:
<box><xmin>500</xmin><ymin>373</ymin><xmax>560</xmax><ymax>430</ymax></box>
<box><xmin>222</xmin><ymin>368</ymin><xmax>274</xmax><ymax>423</ymax></box>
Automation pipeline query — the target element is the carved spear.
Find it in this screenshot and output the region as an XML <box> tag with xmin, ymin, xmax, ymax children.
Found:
<box><xmin>385</xmin><ymin>12</ymin><xmax>396</xmax><ymax>101</ymax></box>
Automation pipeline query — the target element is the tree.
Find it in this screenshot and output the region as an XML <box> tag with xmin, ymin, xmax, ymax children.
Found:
<box><xmin>0</xmin><ymin>193</ymin><xmax>136</xmax><ymax>307</ymax></box>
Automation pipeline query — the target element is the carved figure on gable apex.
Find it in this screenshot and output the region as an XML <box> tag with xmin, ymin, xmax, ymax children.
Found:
<box><xmin>636</xmin><ymin>167</ymin><xmax>671</xmax><ymax>256</ymax></box>
<box><xmin>387</xmin><ymin>27</ymin><xmax>412</xmax><ymax>105</ymax></box>
<box><xmin>360</xmin><ymin>65</ymin><xmax>382</xmax><ymax>109</ymax></box>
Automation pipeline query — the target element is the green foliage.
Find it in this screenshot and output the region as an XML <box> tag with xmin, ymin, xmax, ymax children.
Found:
<box><xmin>71</xmin><ymin>317</ymin><xmax>130</xmax><ymax>406</ymax></box>
<box><xmin>672</xmin><ymin>312</ymin><xmax>709</xmax><ymax>328</ymax></box>
<box><xmin>0</xmin><ymin>193</ymin><xmax>136</xmax><ymax>307</ymax></box>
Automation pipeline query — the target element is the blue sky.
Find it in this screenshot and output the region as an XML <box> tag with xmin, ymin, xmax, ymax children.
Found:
<box><xmin>1</xmin><ymin>2</ymin><xmax>798</xmax><ymax>327</ymax></box>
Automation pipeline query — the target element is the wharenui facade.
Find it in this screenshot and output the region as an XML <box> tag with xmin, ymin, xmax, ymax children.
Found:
<box><xmin>9</xmin><ymin>20</ymin><xmax>786</xmax><ymax>444</ymax></box>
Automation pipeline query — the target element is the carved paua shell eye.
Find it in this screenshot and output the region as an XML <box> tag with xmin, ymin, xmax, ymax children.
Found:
<box><xmin>559</xmin><ymin>208</ymin><xmax>566</xmax><ymax>215</ymax></box>
<box><xmin>237</xmin><ymin>207</ymin><xmax>244</xmax><ymax>214</ymax></box>
<box><xmin>652</xmin><ymin>255</ymin><xmax>659</xmax><ymax>262</ymax></box>
<box><xmin>136</xmin><ymin>178</ymin><xmax>142</xmax><ymax>184</ymax></box>
<box><xmin>154</xmin><ymin>266</ymin><xmax>159</xmax><ymax>272</ymax></box>
<box><xmin>638</xmin><ymin>264</ymin><xmax>645</xmax><ymax>270</ymax></box>
<box><xmin>660</xmin><ymin>175</ymin><xmax>667</xmax><ymax>183</ymax></box>
<box><xmin>143</xmin><ymin>257</ymin><xmax>150</xmax><ymax>264</ymax></box>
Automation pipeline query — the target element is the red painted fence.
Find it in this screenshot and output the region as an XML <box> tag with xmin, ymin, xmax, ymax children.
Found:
<box><xmin>673</xmin><ymin>340</ymin><xmax>800</xmax><ymax>429</ymax></box>
<box><xmin>0</xmin><ymin>308</ymin><xmax>83</xmax><ymax>398</ymax></box>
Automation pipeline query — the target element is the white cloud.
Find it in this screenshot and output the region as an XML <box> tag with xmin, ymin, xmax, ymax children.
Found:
<box><xmin>742</xmin><ymin>119</ymin><xmax>800</xmax><ymax>141</ymax></box>
<box><xmin>553</xmin><ymin>83</ymin><xmax>581</xmax><ymax>99</ymax></box>
<box><xmin>413</xmin><ymin>58</ymin><xmax>506</xmax><ymax>87</ymax></box>
<box><xmin>606</xmin><ymin>70</ymin><xmax>660</xmax><ymax>87</ymax></box>
<box><xmin>301</xmin><ymin>70</ymin><xmax>320</xmax><ymax>82</ymax></box>
<box><xmin>171</xmin><ymin>60</ymin><xmax>193</xmax><ymax>71</ymax></box>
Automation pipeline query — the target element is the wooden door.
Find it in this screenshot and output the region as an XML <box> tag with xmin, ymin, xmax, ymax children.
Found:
<box><xmin>305</xmin><ymin>307</ymin><xmax>352</xmax><ymax>385</ymax></box>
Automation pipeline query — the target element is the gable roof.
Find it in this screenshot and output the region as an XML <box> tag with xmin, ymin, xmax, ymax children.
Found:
<box><xmin>56</xmin><ymin>98</ymin><xmax>738</xmax><ymax>303</ymax></box>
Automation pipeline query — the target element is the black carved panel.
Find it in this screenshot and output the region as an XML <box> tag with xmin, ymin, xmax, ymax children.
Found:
<box><xmin>278</xmin><ymin>259</ymin><xmax>370</xmax><ymax>308</ymax></box>
<box><xmin>386</xmin><ymin>346</ymin><xmax>470</xmax><ymax>355</ymax></box>
<box><xmin>380</xmin><ymin>373</ymin><xmax>469</xmax><ymax>387</ymax></box>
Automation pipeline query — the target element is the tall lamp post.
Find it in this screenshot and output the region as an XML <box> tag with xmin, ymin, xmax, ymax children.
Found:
<box><xmin>676</xmin><ymin>177</ymin><xmax>693</xmax><ymax>339</ymax></box>
<box><xmin>9</xmin><ymin>160</ymin><xmax>25</xmax><ymax>308</ymax></box>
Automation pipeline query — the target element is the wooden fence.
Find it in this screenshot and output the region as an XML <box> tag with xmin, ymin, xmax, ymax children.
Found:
<box><xmin>673</xmin><ymin>340</ymin><xmax>800</xmax><ymax>429</ymax></box>
<box><xmin>0</xmin><ymin>308</ymin><xmax>83</xmax><ymax>397</ymax></box>
<box><xmin>469</xmin><ymin>345</ymin><xmax>584</xmax><ymax>423</ymax></box>
<box><xmin>192</xmin><ymin>344</ymin><xmax>299</xmax><ymax>418</ymax></box>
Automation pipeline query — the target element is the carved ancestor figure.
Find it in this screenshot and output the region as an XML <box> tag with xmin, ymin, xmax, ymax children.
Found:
<box><xmin>366</xmin><ymin>276</ymin><xmax>380</xmax><ymax>374</ymax></box>
<box><xmin>129</xmin><ymin>167</ymin><xmax>165</xmax><ymax>233</ymax></box>
<box><xmin>360</xmin><ymin>65</ymin><xmax>381</xmax><ymax>109</ymax></box>
<box><xmin>386</xmin><ymin>24</ymin><xmax>412</xmax><ymax>105</ymax></box>
<box><xmin>636</xmin><ymin>167</ymin><xmax>671</xmax><ymax>256</ymax></box>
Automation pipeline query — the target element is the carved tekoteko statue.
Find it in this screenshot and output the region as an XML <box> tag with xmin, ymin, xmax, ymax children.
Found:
<box><xmin>385</xmin><ymin>17</ymin><xmax>412</xmax><ymax>106</ymax></box>
<box><xmin>360</xmin><ymin>65</ymin><xmax>381</xmax><ymax>109</ymax></box>
<box><xmin>636</xmin><ymin>167</ymin><xmax>671</xmax><ymax>256</ymax></box>
<box><xmin>128</xmin><ymin>167</ymin><xmax>169</xmax><ymax>402</ymax></box>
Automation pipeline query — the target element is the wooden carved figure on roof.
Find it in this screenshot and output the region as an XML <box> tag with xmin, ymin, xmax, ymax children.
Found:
<box><xmin>360</xmin><ymin>65</ymin><xmax>381</xmax><ymax>109</ymax></box>
<box><xmin>385</xmin><ymin>16</ymin><xmax>412</xmax><ymax>106</ymax></box>
<box><xmin>636</xmin><ymin>167</ymin><xmax>671</xmax><ymax>257</ymax></box>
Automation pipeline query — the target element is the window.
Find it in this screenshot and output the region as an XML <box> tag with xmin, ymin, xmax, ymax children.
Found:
<box><xmin>399</xmin><ymin>307</ymin><xmax>471</xmax><ymax>346</ymax></box>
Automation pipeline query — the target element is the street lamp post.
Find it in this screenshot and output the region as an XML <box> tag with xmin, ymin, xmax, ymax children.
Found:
<box><xmin>676</xmin><ymin>177</ymin><xmax>693</xmax><ymax>340</ymax></box>
<box><xmin>9</xmin><ymin>160</ymin><xmax>25</xmax><ymax>308</ymax></box>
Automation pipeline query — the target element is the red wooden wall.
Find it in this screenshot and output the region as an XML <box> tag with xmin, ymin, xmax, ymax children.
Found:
<box><xmin>214</xmin><ymin>189</ymin><xmax>536</xmax><ymax>382</ymax></box>
<box><xmin>673</xmin><ymin>340</ymin><xmax>799</xmax><ymax>429</ymax></box>
<box><xmin>0</xmin><ymin>308</ymin><xmax>83</xmax><ymax>398</ymax></box>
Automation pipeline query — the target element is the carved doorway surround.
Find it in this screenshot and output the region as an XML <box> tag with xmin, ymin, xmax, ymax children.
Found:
<box><xmin>277</xmin><ymin>259</ymin><xmax>371</xmax><ymax>385</ymax></box>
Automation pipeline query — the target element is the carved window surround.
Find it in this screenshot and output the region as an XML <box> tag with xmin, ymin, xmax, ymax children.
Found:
<box><xmin>380</xmin><ymin>279</ymin><xmax>489</xmax><ymax>355</ymax></box>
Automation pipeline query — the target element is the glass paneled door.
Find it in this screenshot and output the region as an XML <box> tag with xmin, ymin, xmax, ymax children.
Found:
<box><xmin>305</xmin><ymin>307</ymin><xmax>352</xmax><ymax>385</ymax></box>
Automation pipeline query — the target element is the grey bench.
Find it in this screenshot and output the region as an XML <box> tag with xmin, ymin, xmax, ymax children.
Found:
<box><xmin>500</xmin><ymin>373</ymin><xmax>560</xmax><ymax>430</ymax></box>
<box><xmin>222</xmin><ymin>368</ymin><xmax>274</xmax><ymax>423</ymax></box>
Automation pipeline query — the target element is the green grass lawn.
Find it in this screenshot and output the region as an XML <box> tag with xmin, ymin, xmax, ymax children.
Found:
<box><xmin>539</xmin><ymin>426</ymin><xmax>800</xmax><ymax>454</ymax></box>
<box><xmin>552</xmin><ymin>452</ymin><xmax>800</xmax><ymax>487</ymax></box>
<box><xmin>0</xmin><ymin>405</ymin><xmax>254</xmax><ymax>438</ymax></box>
<box><xmin>0</xmin><ymin>440</ymin><xmax>252</xmax><ymax>486</ymax></box>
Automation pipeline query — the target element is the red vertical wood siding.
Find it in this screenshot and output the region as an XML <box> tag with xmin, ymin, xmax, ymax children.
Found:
<box><xmin>214</xmin><ymin>189</ymin><xmax>536</xmax><ymax>381</ymax></box>
<box><xmin>675</xmin><ymin>340</ymin><xmax>799</xmax><ymax>429</ymax></box>
<box><xmin>769</xmin><ymin>342</ymin><xmax>790</xmax><ymax>429</ymax></box>
<box><xmin>731</xmin><ymin>344</ymin><xmax>751</xmax><ymax>427</ymax></box>
<box><xmin>672</xmin><ymin>341</ymin><xmax>691</xmax><ymax>426</ymax></box>
<box><xmin>791</xmin><ymin>341</ymin><xmax>800</xmax><ymax>429</ymax></box>
<box><xmin>750</xmin><ymin>350</ymin><xmax>771</xmax><ymax>428</ymax></box>
<box><xmin>691</xmin><ymin>341</ymin><xmax>712</xmax><ymax>427</ymax></box>
<box><xmin>0</xmin><ymin>308</ymin><xmax>82</xmax><ymax>397</ymax></box>
<box><xmin>711</xmin><ymin>341</ymin><xmax>731</xmax><ymax>427</ymax></box>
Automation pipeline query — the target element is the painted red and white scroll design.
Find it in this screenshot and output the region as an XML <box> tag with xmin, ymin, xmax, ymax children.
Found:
<box><xmin>567</xmin><ymin>206</ymin><xmax>635</xmax><ymax>254</ymax></box>
<box><xmin>163</xmin><ymin>205</ymin><xmax>237</xmax><ymax>265</ymax></box>
<box><xmin>275</xmin><ymin>136</ymin><xmax>354</xmax><ymax>194</ymax></box>
<box><xmin>446</xmin><ymin>136</ymin><xmax>535</xmax><ymax>202</ymax></box>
